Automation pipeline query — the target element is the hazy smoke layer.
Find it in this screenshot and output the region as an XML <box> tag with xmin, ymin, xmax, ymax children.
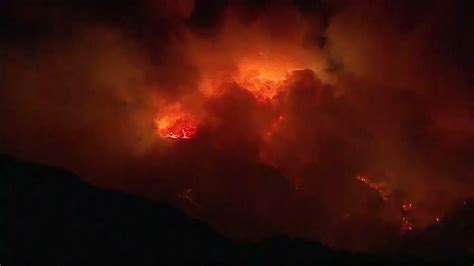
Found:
<box><xmin>1</xmin><ymin>0</ymin><xmax>472</xmax><ymax>251</ymax></box>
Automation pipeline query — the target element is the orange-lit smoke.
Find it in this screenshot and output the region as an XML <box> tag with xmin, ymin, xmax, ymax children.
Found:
<box><xmin>183</xmin><ymin>3</ymin><xmax>326</xmax><ymax>102</ymax></box>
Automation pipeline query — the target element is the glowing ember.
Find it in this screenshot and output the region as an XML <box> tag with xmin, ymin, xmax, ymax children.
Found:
<box><xmin>178</xmin><ymin>188</ymin><xmax>201</xmax><ymax>208</ymax></box>
<box><xmin>401</xmin><ymin>202</ymin><xmax>413</xmax><ymax>212</ymax></box>
<box><xmin>401</xmin><ymin>202</ymin><xmax>415</xmax><ymax>233</ymax></box>
<box><xmin>265</xmin><ymin>115</ymin><xmax>285</xmax><ymax>137</ymax></box>
<box><xmin>356</xmin><ymin>175</ymin><xmax>389</xmax><ymax>201</ymax></box>
<box><xmin>291</xmin><ymin>175</ymin><xmax>301</xmax><ymax>191</ymax></box>
<box><xmin>401</xmin><ymin>216</ymin><xmax>414</xmax><ymax>232</ymax></box>
<box><xmin>259</xmin><ymin>114</ymin><xmax>285</xmax><ymax>165</ymax></box>
<box><xmin>154</xmin><ymin>104</ymin><xmax>197</xmax><ymax>140</ymax></box>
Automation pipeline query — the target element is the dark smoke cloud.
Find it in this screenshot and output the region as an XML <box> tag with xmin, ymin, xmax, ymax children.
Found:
<box><xmin>1</xmin><ymin>0</ymin><xmax>472</xmax><ymax>251</ymax></box>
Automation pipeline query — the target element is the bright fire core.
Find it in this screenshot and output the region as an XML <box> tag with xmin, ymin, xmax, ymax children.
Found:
<box><xmin>154</xmin><ymin>106</ymin><xmax>197</xmax><ymax>140</ymax></box>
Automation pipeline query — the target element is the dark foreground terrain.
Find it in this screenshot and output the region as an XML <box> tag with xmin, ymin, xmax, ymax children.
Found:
<box><xmin>1</xmin><ymin>154</ymin><xmax>471</xmax><ymax>265</ymax></box>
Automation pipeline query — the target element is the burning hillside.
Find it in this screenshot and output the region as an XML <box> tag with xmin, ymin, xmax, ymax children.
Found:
<box><xmin>0</xmin><ymin>0</ymin><xmax>472</xmax><ymax>254</ymax></box>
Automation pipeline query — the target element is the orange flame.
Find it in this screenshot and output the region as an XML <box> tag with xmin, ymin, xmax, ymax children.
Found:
<box><xmin>236</xmin><ymin>56</ymin><xmax>303</xmax><ymax>101</ymax></box>
<box><xmin>154</xmin><ymin>104</ymin><xmax>197</xmax><ymax>140</ymax></box>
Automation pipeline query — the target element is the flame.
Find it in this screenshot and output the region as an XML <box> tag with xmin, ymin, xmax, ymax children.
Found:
<box><xmin>236</xmin><ymin>56</ymin><xmax>303</xmax><ymax>101</ymax></box>
<box><xmin>154</xmin><ymin>104</ymin><xmax>197</xmax><ymax>140</ymax></box>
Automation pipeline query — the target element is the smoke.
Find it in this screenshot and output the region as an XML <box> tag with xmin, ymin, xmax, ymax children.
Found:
<box><xmin>1</xmin><ymin>0</ymin><xmax>472</xmax><ymax>251</ymax></box>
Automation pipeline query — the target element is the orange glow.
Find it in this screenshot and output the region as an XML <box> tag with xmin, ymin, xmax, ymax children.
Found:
<box><xmin>154</xmin><ymin>104</ymin><xmax>197</xmax><ymax>140</ymax></box>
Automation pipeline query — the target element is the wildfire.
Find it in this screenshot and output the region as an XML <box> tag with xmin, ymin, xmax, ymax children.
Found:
<box><xmin>154</xmin><ymin>104</ymin><xmax>197</xmax><ymax>140</ymax></box>
<box><xmin>356</xmin><ymin>175</ymin><xmax>389</xmax><ymax>201</ymax></box>
<box><xmin>356</xmin><ymin>176</ymin><xmax>419</xmax><ymax>233</ymax></box>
